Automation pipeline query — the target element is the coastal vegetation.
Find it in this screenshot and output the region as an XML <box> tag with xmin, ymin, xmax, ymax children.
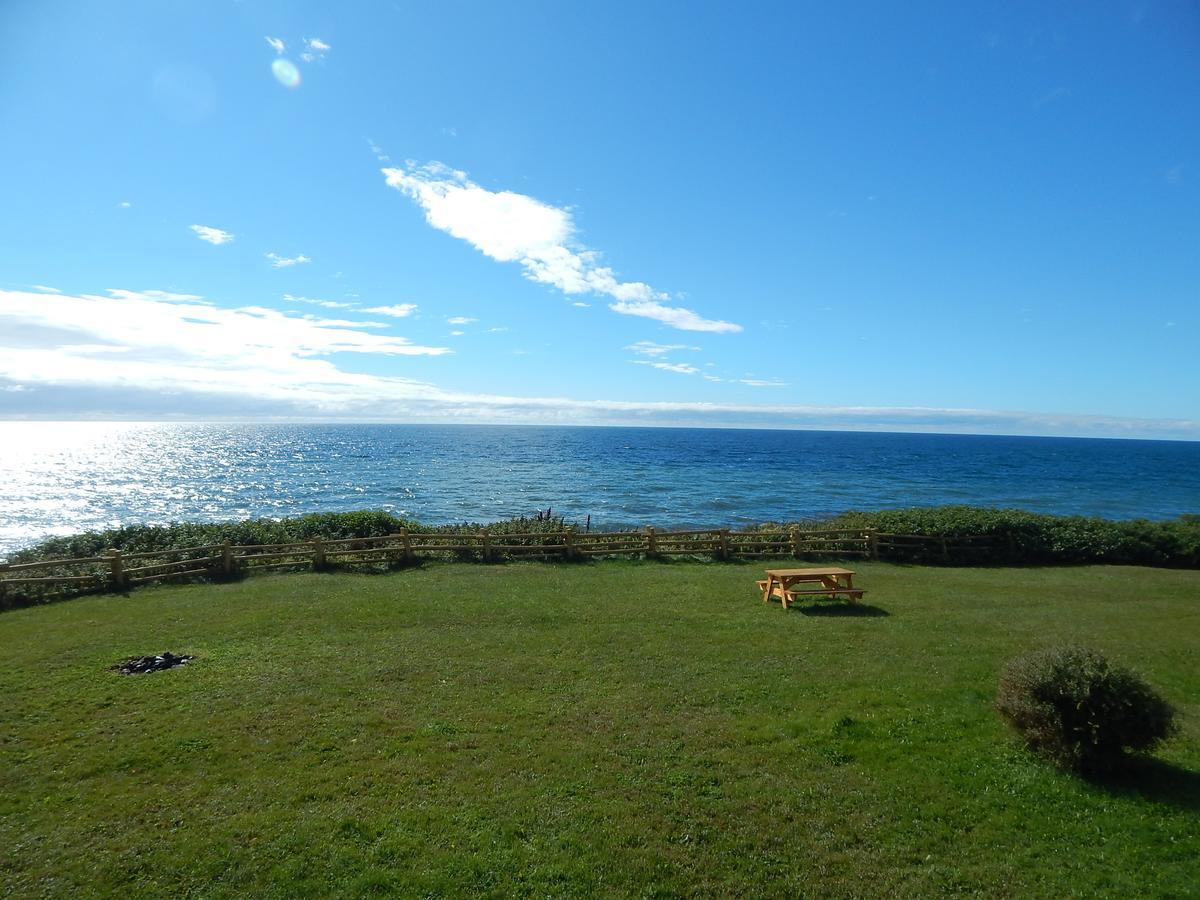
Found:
<box><xmin>7</xmin><ymin>505</ymin><xmax>1200</xmax><ymax>568</ymax></box>
<box><xmin>1</xmin><ymin>562</ymin><xmax>1196</xmax><ymax>896</ymax></box>
<box><xmin>3</xmin><ymin>506</ymin><xmax>1199</xmax><ymax>612</ymax></box>
<box><xmin>996</xmin><ymin>645</ymin><xmax>1179</xmax><ymax>775</ymax></box>
<box><xmin>824</xmin><ymin>506</ymin><xmax>1200</xmax><ymax>567</ymax></box>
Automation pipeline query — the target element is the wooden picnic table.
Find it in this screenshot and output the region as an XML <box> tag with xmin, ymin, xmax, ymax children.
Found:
<box><xmin>759</xmin><ymin>567</ymin><xmax>864</xmax><ymax>610</ymax></box>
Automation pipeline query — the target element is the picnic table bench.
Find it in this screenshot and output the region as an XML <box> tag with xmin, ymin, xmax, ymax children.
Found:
<box><xmin>759</xmin><ymin>567</ymin><xmax>865</xmax><ymax>610</ymax></box>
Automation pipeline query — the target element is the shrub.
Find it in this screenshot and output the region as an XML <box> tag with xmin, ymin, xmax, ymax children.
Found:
<box><xmin>826</xmin><ymin>506</ymin><xmax>1200</xmax><ymax>567</ymax></box>
<box><xmin>996</xmin><ymin>646</ymin><xmax>1179</xmax><ymax>774</ymax></box>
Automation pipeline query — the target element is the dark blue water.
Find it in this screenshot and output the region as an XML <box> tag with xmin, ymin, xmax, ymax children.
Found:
<box><xmin>0</xmin><ymin>423</ymin><xmax>1197</xmax><ymax>554</ymax></box>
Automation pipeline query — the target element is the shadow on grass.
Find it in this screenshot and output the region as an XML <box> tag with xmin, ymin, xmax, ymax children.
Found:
<box><xmin>795</xmin><ymin>603</ymin><xmax>890</xmax><ymax>617</ymax></box>
<box><xmin>1086</xmin><ymin>756</ymin><xmax>1200</xmax><ymax>813</ymax></box>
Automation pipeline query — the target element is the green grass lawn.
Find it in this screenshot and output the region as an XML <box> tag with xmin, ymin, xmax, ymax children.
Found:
<box><xmin>1</xmin><ymin>561</ymin><xmax>1197</xmax><ymax>897</ymax></box>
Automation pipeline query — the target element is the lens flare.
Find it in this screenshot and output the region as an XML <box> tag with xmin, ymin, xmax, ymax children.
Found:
<box><xmin>271</xmin><ymin>58</ymin><xmax>301</xmax><ymax>89</ymax></box>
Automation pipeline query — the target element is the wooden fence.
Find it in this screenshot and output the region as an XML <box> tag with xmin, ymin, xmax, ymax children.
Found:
<box><xmin>0</xmin><ymin>527</ymin><xmax>998</xmax><ymax>605</ymax></box>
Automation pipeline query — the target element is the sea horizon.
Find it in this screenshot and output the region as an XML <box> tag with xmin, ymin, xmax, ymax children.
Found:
<box><xmin>2</xmin><ymin>422</ymin><xmax>1197</xmax><ymax>556</ymax></box>
<box><xmin>1</xmin><ymin>419</ymin><xmax>1197</xmax><ymax>443</ymax></box>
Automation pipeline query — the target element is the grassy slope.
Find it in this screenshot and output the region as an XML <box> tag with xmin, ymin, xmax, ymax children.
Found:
<box><xmin>1</xmin><ymin>562</ymin><xmax>1197</xmax><ymax>898</ymax></box>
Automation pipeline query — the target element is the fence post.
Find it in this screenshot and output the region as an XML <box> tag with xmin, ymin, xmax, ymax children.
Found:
<box><xmin>107</xmin><ymin>549</ymin><xmax>126</xmax><ymax>591</ymax></box>
<box><xmin>646</xmin><ymin>526</ymin><xmax>658</xmax><ymax>559</ymax></box>
<box><xmin>867</xmin><ymin>529</ymin><xmax>879</xmax><ymax>560</ymax></box>
<box><xmin>0</xmin><ymin>564</ymin><xmax>8</xmax><ymax>604</ymax></box>
<box><xmin>790</xmin><ymin>526</ymin><xmax>801</xmax><ymax>558</ymax></box>
<box><xmin>563</xmin><ymin>530</ymin><xmax>574</xmax><ymax>561</ymax></box>
<box><xmin>312</xmin><ymin>537</ymin><xmax>326</xmax><ymax>571</ymax></box>
<box><xmin>940</xmin><ymin>536</ymin><xmax>950</xmax><ymax>563</ymax></box>
<box><xmin>220</xmin><ymin>541</ymin><xmax>233</xmax><ymax>576</ymax></box>
<box><xmin>401</xmin><ymin>529</ymin><xmax>413</xmax><ymax>563</ymax></box>
<box><xmin>718</xmin><ymin>529</ymin><xmax>730</xmax><ymax>561</ymax></box>
<box><xmin>481</xmin><ymin>531</ymin><xmax>491</xmax><ymax>562</ymax></box>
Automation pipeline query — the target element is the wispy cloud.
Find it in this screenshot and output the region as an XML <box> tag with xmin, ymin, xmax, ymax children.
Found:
<box><xmin>381</xmin><ymin>161</ymin><xmax>741</xmax><ymax>333</ymax></box>
<box><xmin>301</xmin><ymin>37</ymin><xmax>330</xmax><ymax>62</ymax></box>
<box><xmin>447</xmin><ymin>316</ymin><xmax>476</xmax><ymax>325</ymax></box>
<box><xmin>571</xmin><ymin>301</ymin><xmax>590</xmax><ymax>308</ymax></box>
<box><xmin>284</xmin><ymin>293</ymin><xmax>357</xmax><ymax>310</ymax></box>
<box><xmin>367</xmin><ymin>138</ymin><xmax>390</xmax><ymax>163</ymax></box>
<box><xmin>118</xmin><ymin>201</ymin><xmax>133</xmax><ymax>209</ymax></box>
<box><xmin>29</xmin><ymin>285</ymin><xmax>61</xmax><ymax>294</ymax></box>
<box><xmin>107</xmin><ymin>289</ymin><xmax>203</xmax><ymax>303</ymax></box>
<box><xmin>364</xmin><ymin>304</ymin><xmax>418</xmax><ymax>318</ymax></box>
<box><xmin>0</xmin><ymin>286</ymin><xmax>450</xmax><ymax>414</ymax></box>
<box><xmin>1</xmin><ymin>286</ymin><xmax>1195</xmax><ymax>439</ymax></box>
<box><xmin>265</xmin><ymin>36</ymin><xmax>285</xmax><ymax>55</ymax></box>
<box><xmin>626</xmin><ymin>341</ymin><xmax>699</xmax><ymax>358</ymax></box>
<box><xmin>633</xmin><ymin>360</ymin><xmax>701</xmax><ymax>376</ymax></box>
<box><xmin>266</xmin><ymin>252</ymin><xmax>311</xmax><ymax>268</ymax></box>
<box><xmin>737</xmin><ymin>378</ymin><xmax>788</xmax><ymax>387</ymax></box>
<box><xmin>190</xmin><ymin>224</ymin><xmax>234</xmax><ymax>245</ymax></box>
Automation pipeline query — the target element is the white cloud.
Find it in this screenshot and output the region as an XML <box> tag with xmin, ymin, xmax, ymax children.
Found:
<box><xmin>633</xmin><ymin>360</ymin><xmax>701</xmax><ymax>376</ymax></box>
<box><xmin>571</xmin><ymin>301</ymin><xmax>590</xmax><ymax>308</ymax></box>
<box><xmin>447</xmin><ymin>316</ymin><xmax>476</xmax><ymax>325</ymax></box>
<box><xmin>118</xmin><ymin>201</ymin><xmax>132</xmax><ymax>208</ymax></box>
<box><xmin>0</xmin><ymin>287</ymin><xmax>451</xmax><ymax>414</ymax></box>
<box><xmin>2</xmin><ymin>286</ymin><xmax>1194</xmax><ymax>440</ymax></box>
<box><xmin>450</xmin><ymin>330</ymin><xmax>465</xmax><ymax>336</ymax></box>
<box><xmin>301</xmin><ymin>37</ymin><xmax>330</xmax><ymax>62</ymax></box>
<box><xmin>381</xmin><ymin>161</ymin><xmax>741</xmax><ymax>333</ymax></box>
<box><xmin>29</xmin><ymin>285</ymin><xmax>61</xmax><ymax>294</ymax></box>
<box><xmin>626</xmin><ymin>341</ymin><xmax>698</xmax><ymax>358</ymax></box>
<box><xmin>610</xmin><ymin>299</ymin><xmax>739</xmax><ymax>333</ymax></box>
<box><xmin>0</xmin><ymin>289</ymin><xmax>444</xmax><ymax>359</ymax></box>
<box><xmin>367</xmin><ymin>138</ymin><xmax>390</xmax><ymax>162</ymax></box>
<box><xmin>737</xmin><ymin>378</ymin><xmax>788</xmax><ymax>387</ymax></box>
<box><xmin>284</xmin><ymin>293</ymin><xmax>357</xmax><ymax>310</ymax></box>
<box><xmin>190</xmin><ymin>224</ymin><xmax>234</xmax><ymax>245</ymax></box>
<box><xmin>265</xmin><ymin>36</ymin><xmax>286</xmax><ymax>55</ymax></box>
<box><xmin>266</xmin><ymin>252</ymin><xmax>311</xmax><ymax>268</ymax></box>
<box><xmin>107</xmin><ymin>289</ymin><xmax>204</xmax><ymax>303</ymax></box>
<box><xmin>363</xmin><ymin>304</ymin><xmax>418</xmax><ymax>318</ymax></box>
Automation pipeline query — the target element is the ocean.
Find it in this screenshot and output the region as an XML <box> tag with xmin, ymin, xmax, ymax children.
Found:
<box><xmin>1</xmin><ymin>422</ymin><xmax>1197</xmax><ymax>555</ymax></box>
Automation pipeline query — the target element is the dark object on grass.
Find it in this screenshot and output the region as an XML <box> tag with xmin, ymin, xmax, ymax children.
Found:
<box><xmin>113</xmin><ymin>652</ymin><xmax>195</xmax><ymax>676</ymax></box>
<box><xmin>996</xmin><ymin>645</ymin><xmax>1178</xmax><ymax>774</ymax></box>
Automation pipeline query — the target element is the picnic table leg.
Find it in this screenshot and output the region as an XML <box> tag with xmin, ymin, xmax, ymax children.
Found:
<box><xmin>762</xmin><ymin>575</ymin><xmax>774</xmax><ymax>603</ymax></box>
<box><xmin>780</xmin><ymin>578</ymin><xmax>790</xmax><ymax>610</ymax></box>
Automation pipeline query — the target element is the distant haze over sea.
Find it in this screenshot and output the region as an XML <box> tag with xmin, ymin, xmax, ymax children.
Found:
<box><xmin>1</xmin><ymin>423</ymin><xmax>1197</xmax><ymax>555</ymax></box>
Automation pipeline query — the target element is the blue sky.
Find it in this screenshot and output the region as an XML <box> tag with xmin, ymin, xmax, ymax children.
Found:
<box><xmin>0</xmin><ymin>0</ymin><xmax>1197</xmax><ymax>437</ymax></box>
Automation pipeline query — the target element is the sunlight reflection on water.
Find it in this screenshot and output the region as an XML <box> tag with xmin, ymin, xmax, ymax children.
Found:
<box><xmin>0</xmin><ymin>422</ymin><xmax>1197</xmax><ymax>554</ymax></box>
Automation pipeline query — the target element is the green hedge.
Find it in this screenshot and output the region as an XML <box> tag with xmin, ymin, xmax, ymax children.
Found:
<box><xmin>825</xmin><ymin>506</ymin><xmax>1200</xmax><ymax>567</ymax></box>
<box><xmin>4</xmin><ymin>511</ymin><xmax>579</xmax><ymax>568</ymax></box>
<box><xmin>4</xmin><ymin>505</ymin><xmax>1199</xmax><ymax>572</ymax></box>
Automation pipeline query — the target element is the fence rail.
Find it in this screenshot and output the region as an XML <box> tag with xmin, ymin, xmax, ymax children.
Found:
<box><xmin>0</xmin><ymin>527</ymin><xmax>998</xmax><ymax>606</ymax></box>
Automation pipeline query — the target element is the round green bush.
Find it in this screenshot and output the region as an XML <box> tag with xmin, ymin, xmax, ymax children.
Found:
<box><xmin>996</xmin><ymin>646</ymin><xmax>1178</xmax><ymax>774</ymax></box>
